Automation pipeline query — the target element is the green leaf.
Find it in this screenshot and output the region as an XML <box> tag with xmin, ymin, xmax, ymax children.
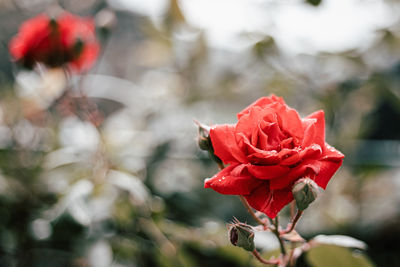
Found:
<box><xmin>305</xmin><ymin>0</ymin><xmax>322</xmax><ymax>6</ymax></box>
<box><xmin>306</xmin><ymin>244</ymin><xmax>375</xmax><ymax>267</ymax></box>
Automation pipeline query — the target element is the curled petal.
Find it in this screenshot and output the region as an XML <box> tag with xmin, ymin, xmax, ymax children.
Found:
<box><xmin>271</xmin><ymin>102</ymin><xmax>303</xmax><ymax>140</ymax></box>
<box><xmin>237</xmin><ymin>95</ymin><xmax>285</xmax><ymax>119</ymax></box>
<box><xmin>257</xmin><ymin>122</ymin><xmax>281</xmax><ymax>151</ymax></box>
<box><xmin>250</xmin><ymin>120</ymin><xmax>283</xmax><ymax>150</ymax></box>
<box><xmin>299</xmin><ymin>144</ymin><xmax>322</xmax><ymax>160</ymax></box>
<box><xmin>238</xmin><ymin>134</ymin><xmax>280</xmax><ymax>165</ymax></box>
<box><xmin>278</xmin><ymin>148</ymin><xmax>300</xmax><ymax>166</ymax></box>
<box><xmin>246</xmin><ymin>164</ymin><xmax>289</xmax><ymax>180</ymax></box>
<box><xmin>244</xmin><ymin>183</ymin><xmax>293</xmax><ymax>218</ymax></box>
<box><xmin>322</xmin><ymin>143</ymin><xmax>345</xmax><ymax>162</ymax></box>
<box><xmin>204</xmin><ymin>164</ymin><xmax>263</xmax><ymax>195</ymax></box>
<box><xmin>247</xmin><ymin>152</ymin><xmax>280</xmax><ymax>165</ymax></box>
<box><xmin>303</xmin><ymin>110</ymin><xmax>325</xmax><ymax>148</ymax></box>
<box><xmin>269</xmin><ymin>160</ymin><xmax>321</xmax><ymax>190</ymax></box>
<box><xmin>302</xmin><ymin>118</ymin><xmax>317</xmax><ymax>147</ymax></box>
<box><xmin>259</xmin><ymin>120</ymin><xmax>285</xmax><ymax>149</ymax></box>
<box><xmin>280</xmin><ymin>137</ymin><xmax>294</xmax><ymax>149</ymax></box>
<box><xmin>235</xmin><ymin>106</ymin><xmax>277</xmax><ymax>140</ymax></box>
<box><xmin>210</xmin><ymin>124</ymin><xmax>248</xmax><ymax>164</ymax></box>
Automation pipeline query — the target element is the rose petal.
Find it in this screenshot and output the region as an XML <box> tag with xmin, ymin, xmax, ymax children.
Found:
<box><xmin>299</xmin><ymin>144</ymin><xmax>322</xmax><ymax>160</ymax></box>
<box><xmin>271</xmin><ymin>102</ymin><xmax>303</xmax><ymax>140</ymax></box>
<box><xmin>247</xmin><ymin>152</ymin><xmax>280</xmax><ymax>165</ymax></box>
<box><xmin>251</xmin><ymin>123</ymin><xmax>259</xmax><ymax>147</ymax></box>
<box><xmin>314</xmin><ymin>159</ymin><xmax>343</xmax><ymax>189</ymax></box>
<box><xmin>279</xmin><ymin>149</ymin><xmax>301</xmax><ymax>166</ymax></box>
<box><xmin>322</xmin><ymin>143</ymin><xmax>345</xmax><ymax>162</ymax></box>
<box><xmin>244</xmin><ymin>183</ymin><xmax>293</xmax><ymax>218</ymax></box>
<box><xmin>210</xmin><ymin>124</ymin><xmax>248</xmax><ymax>164</ymax></box>
<box><xmin>270</xmin><ymin>160</ymin><xmax>321</xmax><ymax>190</ymax></box>
<box><xmin>237</xmin><ymin>95</ymin><xmax>285</xmax><ymax>119</ymax></box>
<box><xmin>259</xmin><ymin>120</ymin><xmax>285</xmax><ymax>149</ymax></box>
<box><xmin>9</xmin><ymin>14</ymin><xmax>50</xmax><ymax>59</ymax></box>
<box><xmin>204</xmin><ymin>164</ymin><xmax>263</xmax><ymax>195</ymax></box>
<box><xmin>257</xmin><ymin>122</ymin><xmax>283</xmax><ymax>151</ymax></box>
<box><xmin>235</xmin><ymin>106</ymin><xmax>277</xmax><ymax>140</ymax></box>
<box><xmin>303</xmin><ymin>110</ymin><xmax>325</xmax><ymax>148</ymax></box>
<box><xmin>237</xmin><ymin>134</ymin><xmax>280</xmax><ymax>165</ymax></box>
<box><xmin>280</xmin><ymin>137</ymin><xmax>294</xmax><ymax>149</ymax></box>
<box><xmin>301</xmin><ymin>118</ymin><xmax>317</xmax><ymax>147</ymax></box>
<box><xmin>256</xmin><ymin>123</ymin><xmax>270</xmax><ymax>150</ymax></box>
<box><xmin>246</xmin><ymin>164</ymin><xmax>290</xmax><ymax>179</ymax></box>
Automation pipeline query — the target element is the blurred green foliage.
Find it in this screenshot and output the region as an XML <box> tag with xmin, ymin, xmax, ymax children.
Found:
<box><xmin>306</xmin><ymin>245</ymin><xmax>373</xmax><ymax>267</ymax></box>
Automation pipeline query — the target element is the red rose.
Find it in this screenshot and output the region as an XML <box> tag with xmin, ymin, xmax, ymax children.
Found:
<box><xmin>9</xmin><ymin>12</ymin><xmax>99</xmax><ymax>73</ymax></box>
<box><xmin>204</xmin><ymin>95</ymin><xmax>344</xmax><ymax>218</ymax></box>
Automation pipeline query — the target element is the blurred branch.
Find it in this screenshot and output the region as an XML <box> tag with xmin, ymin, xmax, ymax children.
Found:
<box><xmin>239</xmin><ymin>195</ymin><xmax>269</xmax><ymax>229</ymax></box>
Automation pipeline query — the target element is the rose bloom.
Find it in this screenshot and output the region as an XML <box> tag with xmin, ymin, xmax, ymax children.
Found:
<box><xmin>9</xmin><ymin>12</ymin><xmax>99</xmax><ymax>73</ymax></box>
<box><xmin>204</xmin><ymin>95</ymin><xmax>344</xmax><ymax>218</ymax></box>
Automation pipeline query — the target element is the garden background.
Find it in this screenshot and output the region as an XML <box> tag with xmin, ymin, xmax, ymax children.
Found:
<box><xmin>0</xmin><ymin>0</ymin><xmax>400</xmax><ymax>266</ymax></box>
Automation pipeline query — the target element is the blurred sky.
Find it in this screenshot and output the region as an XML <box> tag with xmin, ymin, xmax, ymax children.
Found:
<box><xmin>109</xmin><ymin>0</ymin><xmax>399</xmax><ymax>53</ymax></box>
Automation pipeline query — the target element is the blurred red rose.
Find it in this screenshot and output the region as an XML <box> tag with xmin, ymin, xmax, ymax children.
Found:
<box><xmin>204</xmin><ymin>95</ymin><xmax>344</xmax><ymax>218</ymax></box>
<box><xmin>9</xmin><ymin>12</ymin><xmax>99</xmax><ymax>73</ymax></box>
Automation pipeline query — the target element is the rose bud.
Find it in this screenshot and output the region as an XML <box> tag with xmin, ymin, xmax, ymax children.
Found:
<box><xmin>229</xmin><ymin>221</ymin><xmax>255</xmax><ymax>252</ymax></box>
<box><xmin>292</xmin><ymin>178</ymin><xmax>320</xmax><ymax>211</ymax></box>
<box><xmin>194</xmin><ymin>120</ymin><xmax>223</xmax><ymax>166</ymax></box>
<box><xmin>197</xmin><ymin>122</ymin><xmax>211</xmax><ymax>151</ymax></box>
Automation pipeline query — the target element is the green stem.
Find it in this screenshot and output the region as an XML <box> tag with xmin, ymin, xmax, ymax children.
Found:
<box><xmin>273</xmin><ymin>216</ymin><xmax>286</xmax><ymax>256</ymax></box>
<box><xmin>281</xmin><ymin>210</ymin><xmax>303</xmax><ymax>235</ymax></box>
<box><xmin>239</xmin><ymin>195</ymin><xmax>269</xmax><ymax>228</ymax></box>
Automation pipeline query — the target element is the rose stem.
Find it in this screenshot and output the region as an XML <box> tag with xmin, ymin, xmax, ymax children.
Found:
<box><xmin>281</xmin><ymin>210</ymin><xmax>303</xmax><ymax>235</ymax></box>
<box><xmin>273</xmin><ymin>216</ymin><xmax>286</xmax><ymax>256</ymax></box>
<box><xmin>252</xmin><ymin>249</ymin><xmax>279</xmax><ymax>266</ymax></box>
<box><xmin>290</xmin><ymin>201</ymin><xmax>295</xmax><ymax>218</ymax></box>
<box><xmin>238</xmin><ymin>195</ymin><xmax>269</xmax><ymax>228</ymax></box>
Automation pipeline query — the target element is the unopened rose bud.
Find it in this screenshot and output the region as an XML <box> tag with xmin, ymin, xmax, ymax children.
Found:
<box><xmin>194</xmin><ymin>120</ymin><xmax>223</xmax><ymax>166</ymax></box>
<box><xmin>195</xmin><ymin>120</ymin><xmax>211</xmax><ymax>151</ymax></box>
<box><xmin>292</xmin><ymin>178</ymin><xmax>320</xmax><ymax>211</ymax></box>
<box><xmin>198</xmin><ymin>131</ymin><xmax>212</xmax><ymax>151</ymax></box>
<box><xmin>228</xmin><ymin>221</ymin><xmax>255</xmax><ymax>251</ymax></box>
